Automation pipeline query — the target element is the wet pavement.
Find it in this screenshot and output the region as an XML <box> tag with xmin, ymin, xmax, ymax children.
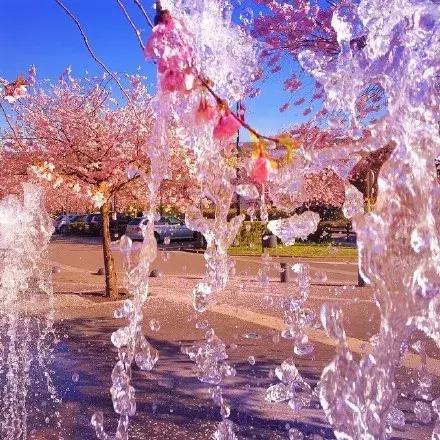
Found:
<box><xmin>6</xmin><ymin>237</ymin><xmax>438</xmax><ymax>439</ymax></box>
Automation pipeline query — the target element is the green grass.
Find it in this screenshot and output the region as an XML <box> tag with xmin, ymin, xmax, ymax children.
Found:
<box><xmin>228</xmin><ymin>243</ymin><xmax>358</xmax><ymax>259</ymax></box>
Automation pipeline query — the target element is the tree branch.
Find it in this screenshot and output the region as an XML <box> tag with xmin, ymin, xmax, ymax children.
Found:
<box><xmin>54</xmin><ymin>0</ymin><xmax>132</xmax><ymax>102</ymax></box>
<box><xmin>133</xmin><ymin>0</ymin><xmax>154</xmax><ymax>29</ymax></box>
<box><xmin>198</xmin><ymin>76</ymin><xmax>279</xmax><ymax>143</ymax></box>
<box><xmin>0</xmin><ymin>102</ymin><xmax>19</xmax><ymax>140</ymax></box>
<box><xmin>116</xmin><ymin>0</ymin><xmax>145</xmax><ymax>50</ymax></box>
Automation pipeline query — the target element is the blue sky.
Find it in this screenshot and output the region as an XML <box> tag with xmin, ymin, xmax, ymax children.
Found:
<box><xmin>0</xmin><ymin>0</ymin><xmax>315</xmax><ymax>138</ymax></box>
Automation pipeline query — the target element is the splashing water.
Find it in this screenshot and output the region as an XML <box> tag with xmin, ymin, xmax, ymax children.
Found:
<box><xmin>96</xmin><ymin>0</ymin><xmax>439</xmax><ymax>438</ymax></box>
<box><xmin>90</xmin><ymin>93</ymin><xmax>171</xmax><ymax>439</ymax></box>
<box><xmin>0</xmin><ymin>184</ymin><xmax>59</xmax><ymax>439</ymax></box>
<box><xmin>267</xmin><ymin>211</ymin><xmax>320</xmax><ymax>245</ymax></box>
<box><xmin>266</xmin><ymin>359</ymin><xmax>312</xmax><ymax>412</ymax></box>
<box><xmin>91</xmin><ymin>229</ymin><xmax>159</xmax><ymax>440</ymax></box>
<box><xmin>184</xmin><ymin>165</ymin><xmax>244</xmax><ymax>438</ymax></box>
<box><xmin>342</xmin><ymin>184</ymin><xmax>364</xmax><ymax>219</ymax></box>
<box><xmin>266</xmin><ymin>263</ymin><xmax>316</xmax><ymax>416</ymax></box>
<box><xmin>147</xmin><ymin>1</ymin><xmax>256</xmax><ymax>436</ymax></box>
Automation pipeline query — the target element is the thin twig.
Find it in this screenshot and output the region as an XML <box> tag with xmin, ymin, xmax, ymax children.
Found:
<box><xmin>133</xmin><ymin>0</ymin><xmax>154</xmax><ymax>29</ymax></box>
<box><xmin>54</xmin><ymin>0</ymin><xmax>131</xmax><ymax>101</ymax></box>
<box><xmin>115</xmin><ymin>0</ymin><xmax>145</xmax><ymax>50</ymax></box>
<box><xmin>0</xmin><ymin>102</ymin><xmax>19</xmax><ymax>140</ymax></box>
<box><xmin>58</xmin><ymin>0</ymin><xmax>279</xmax><ymax>144</ymax></box>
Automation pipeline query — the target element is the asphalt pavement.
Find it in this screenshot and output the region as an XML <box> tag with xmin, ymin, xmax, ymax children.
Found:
<box><xmin>20</xmin><ymin>236</ymin><xmax>437</xmax><ymax>439</ymax></box>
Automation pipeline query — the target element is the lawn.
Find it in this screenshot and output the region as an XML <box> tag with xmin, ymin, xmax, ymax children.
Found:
<box><xmin>228</xmin><ymin>243</ymin><xmax>358</xmax><ymax>259</ymax></box>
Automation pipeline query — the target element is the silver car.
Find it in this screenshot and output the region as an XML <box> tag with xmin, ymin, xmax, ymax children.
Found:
<box><xmin>53</xmin><ymin>214</ymin><xmax>78</xmax><ymax>234</ymax></box>
<box><xmin>125</xmin><ymin>216</ymin><xmax>195</xmax><ymax>242</ymax></box>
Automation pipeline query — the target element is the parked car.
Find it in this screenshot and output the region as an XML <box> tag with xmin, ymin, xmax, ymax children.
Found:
<box><xmin>53</xmin><ymin>214</ymin><xmax>78</xmax><ymax>234</ymax></box>
<box><xmin>68</xmin><ymin>214</ymin><xmax>92</xmax><ymax>235</ymax></box>
<box><xmin>88</xmin><ymin>213</ymin><xmax>133</xmax><ymax>238</ymax></box>
<box><xmin>125</xmin><ymin>216</ymin><xmax>195</xmax><ymax>242</ymax></box>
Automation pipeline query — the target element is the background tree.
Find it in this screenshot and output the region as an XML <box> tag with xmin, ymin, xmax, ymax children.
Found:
<box><xmin>251</xmin><ymin>0</ymin><xmax>386</xmax><ymax>121</ymax></box>
<box><xmin>1</xmin><ymin>72</ymin><xmax>154</xmax><ymax>299</ymax></box>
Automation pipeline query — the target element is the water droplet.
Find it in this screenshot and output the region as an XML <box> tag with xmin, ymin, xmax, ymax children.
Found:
<box><xmin>243</xmin><ymin>332</ymin><xmax>261</xmax><ymax>340</ymax></box>
<box><xmin>239</xmin><ymin>8</ymin><xmax>254</xmax><ymax>26</ymax></box>
<box><xmin>149</xmin><ymin>319</ymin><xmax>161</xmax><ymax>332</ymax></box>
<box><xmin>288</xmin><ymin>427</ymin><xmax>304</xmax><ymax>439</ymax></box>
<box><xmin>414</xmin><ymin>401</ymin><xmax>431</xmax><ymax>424</ymax></box>
<box><xmin>387</xmin><ymin>406</ymin><xmax>405</xmax><ymax>428</ymax></box>
<box><xmin>119</xmin><ymin>234</ymin><xmax>133</xmax><ymax>255</ymax></box>
<box><xmin>196</xmin><ymin>320</ymin><xmax>209</xmax><ymax>330</ymax></box>
<box><xmin>314</xmin><ymin>271</ymin><xmax>328</xmax><ymax>283</ymax></box>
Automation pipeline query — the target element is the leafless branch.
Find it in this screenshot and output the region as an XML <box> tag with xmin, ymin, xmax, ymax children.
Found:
<box><xmin>116</xmin><ymin>0</ymin><xmax>145</xmax><ymax>50</ymax></box>
<box><xmin>133</xmin><ymin>0</ymin><xmax>154</xmax><ymax>29</ymax></box>
<box><xmin>54</xmin><ymin>0</ymin><xmax>131</xmax><ymax>101</ymax></box>
<box><xmin>0</xmin><ymin>102</ymin><xmax>19</xmax><ymax>140</ymax></box>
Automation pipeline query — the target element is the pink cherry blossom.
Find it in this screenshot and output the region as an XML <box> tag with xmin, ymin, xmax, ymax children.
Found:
<box><xmin>251</xmin><ymin>154</ymin><xmax>272</xmax><ymax>185</ymax></box>
<box><xmin>160</xmin><ymin>69</ymin><xmax>194</xmax><ymax>93</ymax></box>
<box><xmin>3</xmin><ymin>76</ymin><xmax>28</xmax><ymax>103</ymax></box>
<box><xmin>213</xmin><ymin>111</ymin><xmax>241</xmax><ymax>140</ymax></box>
<box><xmin>252</xmin><ymin>2</ymin><xmax>385</xmax><ymax>117</ymax></box>
<box><xmin>196</xmin><ymin>97</ymin><xmax>217</xmax><ymax>123</ymax></box>
<box><xmin>144</xmin><ymin>15</ymin><xmax>176</xmax><ymax>59</ymax></box>
<box><xmin>145</xmin><ymin>12</ymin><xmax>195</xmax><ymax>94</ymax></box>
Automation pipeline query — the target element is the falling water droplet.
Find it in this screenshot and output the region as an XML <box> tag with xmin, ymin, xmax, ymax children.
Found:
<box><xmin>149</xmin><ymin>319</ymin><xmax>161</xmax><ymax>332</ymax></box>
<box><xmin>243</xmin><ymin>332</ymin><xmax>261</xmax><ymax>340</ymax></box>
<box><xmin>288</xmin><ymin>427</ymin><xmax>304</xmax><ymax>440</ymax></box>
<box><xmin>196</xmin><ymin>320</ymin><xmax>209</xmax><ymax>330</ymax></box>
<box><xmin>239</xmin><ymin>7</ymin><xmax>254</xmax><ymax>25</ymax></box>
<box><xmin>414</xmin><ymin>401</ymin><xmax>432</xmax><ymax>424</ymax></box>
<box><xmin>119</xmin><ymin>235</ymin><xmax>133</xmax><ymax>255</ymax></box>
<box><xmin>314</xmin><ymin>271</ymin><xmax>328</xmax><ymax>283</ymax></box>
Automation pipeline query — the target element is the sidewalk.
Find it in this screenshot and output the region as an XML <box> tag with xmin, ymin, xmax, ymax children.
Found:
<box><xmin>35</xmin><ymin>238</ymin><xmax>440</xmax><ymax>439</ymax></box>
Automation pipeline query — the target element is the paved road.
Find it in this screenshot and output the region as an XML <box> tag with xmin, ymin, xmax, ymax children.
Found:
<box><xmin>27</xmin><ymin>237</ymin><xmax>438</xmax><ymax>439</ymax></box>
<box><xmin>49</xmin><ymin>235</ymin><xmax>358</xmax><ymax>284</ymax></box>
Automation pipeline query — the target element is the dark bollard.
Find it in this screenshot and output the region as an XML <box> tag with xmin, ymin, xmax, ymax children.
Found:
<box><xmin>280</xmin><ymin>262</ymin><xmax>290</xmax><ymax>283</ymax></box>
<box><xmin>96</xmin><ymin>267</ymin><xmax>105</xmax><ymax>275</ymax></box>
<box><xmin>262</xmin><ymin>234</ymin><xmax>278</xmax><ymax>249</ymax></box>
<box><xmin>149</xmin><ymin>269</ymin><xmax>160</xmax><ymax>278</ymax></box>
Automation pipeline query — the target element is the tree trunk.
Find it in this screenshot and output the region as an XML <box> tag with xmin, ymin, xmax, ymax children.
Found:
<box><xmin>100</xmin><ymin>200</ymin><xmax>118</xmax><ymax>299</ymax></box>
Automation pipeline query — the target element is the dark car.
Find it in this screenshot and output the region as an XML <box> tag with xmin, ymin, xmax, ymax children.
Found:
<box><xmin>68</xmin><ymin>214</ymin><xmax>89</xmax><ymax>235</ymax></box>
<box><xmin>88</xmin><ymin>213</ymin><xmax>132</xmax><ymax>238</ymax></box>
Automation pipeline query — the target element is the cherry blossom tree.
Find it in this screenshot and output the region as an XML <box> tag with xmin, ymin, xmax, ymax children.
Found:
<box><xmin>251</xmin><ymin>0</ymin><xmax>386</xmax><ymax>122</ymax></box>
<box><xmin>0</xmin><ymin>146</ymin><xmax>92</xmax><ymax>214</ymax></box>
<box><xmin>1</xmin><ymin>72</ymin><xmax>155</xmax><ymax>299</ymax></box>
